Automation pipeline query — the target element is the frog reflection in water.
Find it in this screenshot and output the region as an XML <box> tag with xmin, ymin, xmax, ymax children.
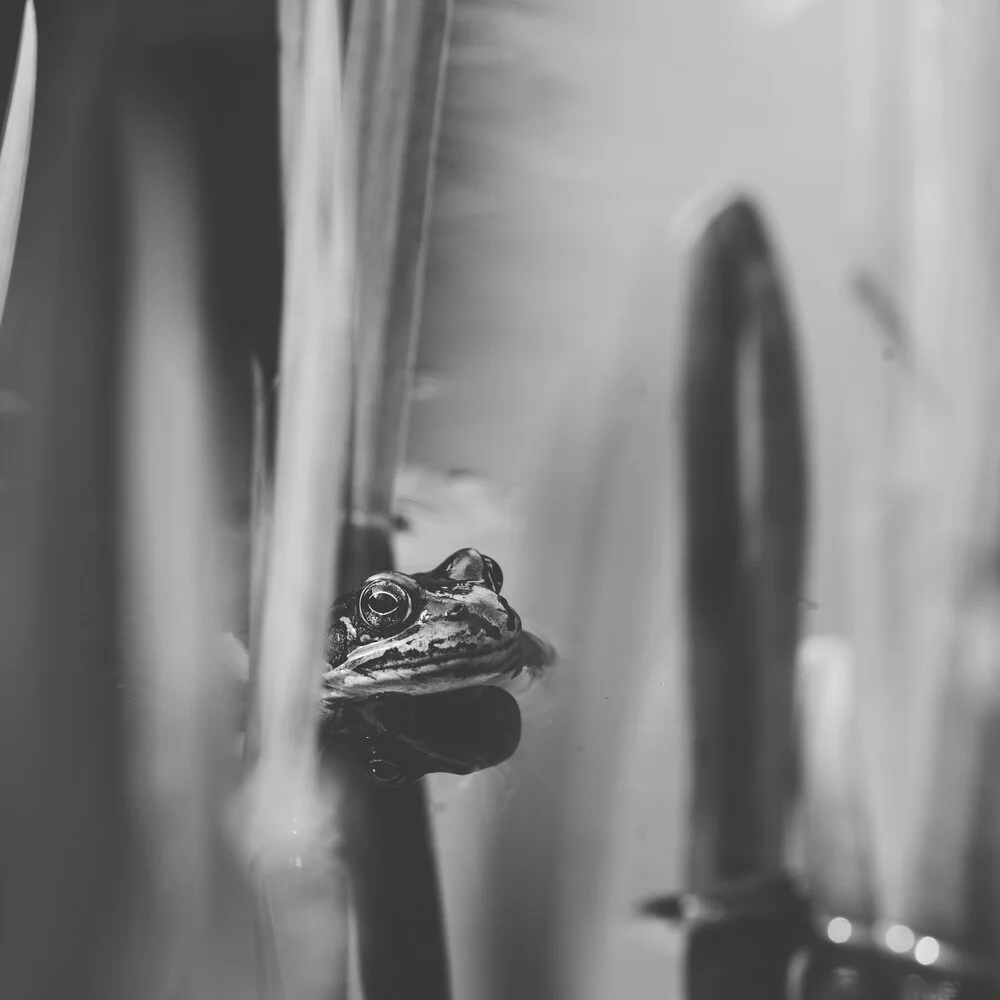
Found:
<box><xmin>321</xmin><ymin>547</ymin><xmax>554</xmax><ymax>703</ymax></box>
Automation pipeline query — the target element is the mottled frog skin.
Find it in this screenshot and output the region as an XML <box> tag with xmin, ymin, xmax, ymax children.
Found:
<box><xmin>321</xmin><ymin>548</ymin><xmax>553</xmax><ymax>703</ymax></box>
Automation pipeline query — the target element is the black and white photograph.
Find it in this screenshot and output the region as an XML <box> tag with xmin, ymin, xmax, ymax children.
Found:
<box><xmin>0</xmin><ymin>2</ymin><xmax>994</xmax><ymax>998</ymax></box>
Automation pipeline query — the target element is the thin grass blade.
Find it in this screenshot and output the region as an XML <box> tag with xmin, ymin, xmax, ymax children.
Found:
<box><xmin>0</xmin><ymin>0</ymin><xmax>35</xmax><ymax>325</ymax></box>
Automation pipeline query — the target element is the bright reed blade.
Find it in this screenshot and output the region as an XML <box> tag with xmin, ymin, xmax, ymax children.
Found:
<box><xmin>0</xmin><ymin>0</ymin><xmax>36</xmax><ymax>326</ymax></box>
<box><xmin>347</xmin><ymin>0</ymin><xmax>452</xmax><ymax>524</ymax></box>
<box><xmin>237</xmin><ymin>1</ymin><xmax>356</xmax><ymax>998</ymax></box>
<box><xmin>249</xmin><ymin>356</ymin><xmax>273</xmax><ymax>661</ymax></box>
<box><xmin>792</xmin><ymin>637</ymin><xmax>877</xmax><ymax>923</ymax></box>
<box><xmin>891</xmin><ymin>0</ymin><xmax>1000</xmax><ymax>950</ymax></box>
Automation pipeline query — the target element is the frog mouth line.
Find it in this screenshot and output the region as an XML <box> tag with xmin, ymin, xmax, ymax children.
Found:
<box><xmin>322</xmin><ymin>631</ymin><xmax>555</xmax><ymax>695</ymax></box>
<box><xmin>346</xmin><ymin>635</ymin><xmax>522</xmax><ymax>678</ymax></box>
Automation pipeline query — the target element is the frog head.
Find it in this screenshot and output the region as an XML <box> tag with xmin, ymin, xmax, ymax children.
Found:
<box><xmin>320</xmin><ymin>548</ymin><xmax>553</xmax><ymax>701</ymax></box>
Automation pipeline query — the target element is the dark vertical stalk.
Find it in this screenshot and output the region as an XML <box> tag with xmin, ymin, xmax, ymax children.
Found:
<box><xmin>681</xmin><ymin>194</ymin><xmax>807</xmax><ymax>889</ymax></box>
<box><xmin>333</xmin><ymin>4</ymin><xmax>454</xmax><ymax>999</ymax></box>
<box><xmin>677</xmin><ymin>193</ymin><xmax>808</xmax><ymax>999</ymax></box>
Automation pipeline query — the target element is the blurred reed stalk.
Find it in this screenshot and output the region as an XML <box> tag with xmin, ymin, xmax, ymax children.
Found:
<box><xmin>890</xmin><ymin>0</ymin><xmax>1000</xmax><ymax>950</ymax></box>
<box><xmin>116</xmin><ymin>67</ymin><xmax>252</xmax><ymax>1000</ymax></box>
<box><xmin>0</xmin><ymin>0</ymin><xmax>34</xmax><ymax>323</ymax></box>
<box><xmin>840</xmin><ymin>0</ymin><xmax>1000</xmax><ymax>960</ymax></box>
<box><xmin>333</xmin><ymin>3</ymin><xmax>454</xmax><ymax>998</ymax></box>
<box><xmin>237</xmin><ymin>1</ymin><xmax>355</xmax><ymax>997</ymax></box>
<box><xmin>607</xmin><ymin>192</ymin><xmax>809</xmax><ymax>1000</ymax></box>
<box><xmin>679</xmin><ymin>193</ymin><xmax>807</xmax><ymax>892</ymax></box>
<box><xmin>844</xmin><ymin>0</ymin><xmax>917</xmax><ymax>919</ymax></box>
<box><xmin>0</xmin><ymin>1</ymin><xmax>125</xmax><ymax>996</ymax></box>
<box><xmin>845</xmin><ymin>0</ymin><xmax>1000</xmax><ymax>953</ymax></box>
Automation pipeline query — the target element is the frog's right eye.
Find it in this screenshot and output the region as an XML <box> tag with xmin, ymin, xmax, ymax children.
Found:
<box><xmin>359</xmin><ymin>579</ymin><xmax>412</xmax><ymax>633</ymax></box>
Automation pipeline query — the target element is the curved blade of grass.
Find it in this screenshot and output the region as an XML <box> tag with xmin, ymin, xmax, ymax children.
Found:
<box><xmin>0</xmin><ymin>0</ymin><xmax>35</xmax><ymax>326</ymax></box>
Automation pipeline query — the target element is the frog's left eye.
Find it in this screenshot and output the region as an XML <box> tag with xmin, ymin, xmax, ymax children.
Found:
<box><xmin>359</xmin><ymin>579</ymin><xmax>412</xmax><ymax>632</ymax></box>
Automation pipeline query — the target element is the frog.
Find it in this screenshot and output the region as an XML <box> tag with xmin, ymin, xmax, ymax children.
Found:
<box><xmin>320</xmin><ymin>547</ymin><xmax>554</xmax><ymax>706</ymax></box>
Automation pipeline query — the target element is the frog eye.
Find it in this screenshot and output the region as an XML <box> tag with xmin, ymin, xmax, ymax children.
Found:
<box><xmin>358</xmin><ymin>579</ymin><xmax>412</xmax><ymax>632</ymax></box>
<box><xmin>432</xmin><ymin>548</ymin><xmax>504</xmax><ymax>592</ymax></box>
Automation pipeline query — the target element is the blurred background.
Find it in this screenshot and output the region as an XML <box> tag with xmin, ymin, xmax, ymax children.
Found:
<box><xmin>3</xmin><ymin>0</ymin><xmax>998</xmax><ymax>998</ymax></box>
